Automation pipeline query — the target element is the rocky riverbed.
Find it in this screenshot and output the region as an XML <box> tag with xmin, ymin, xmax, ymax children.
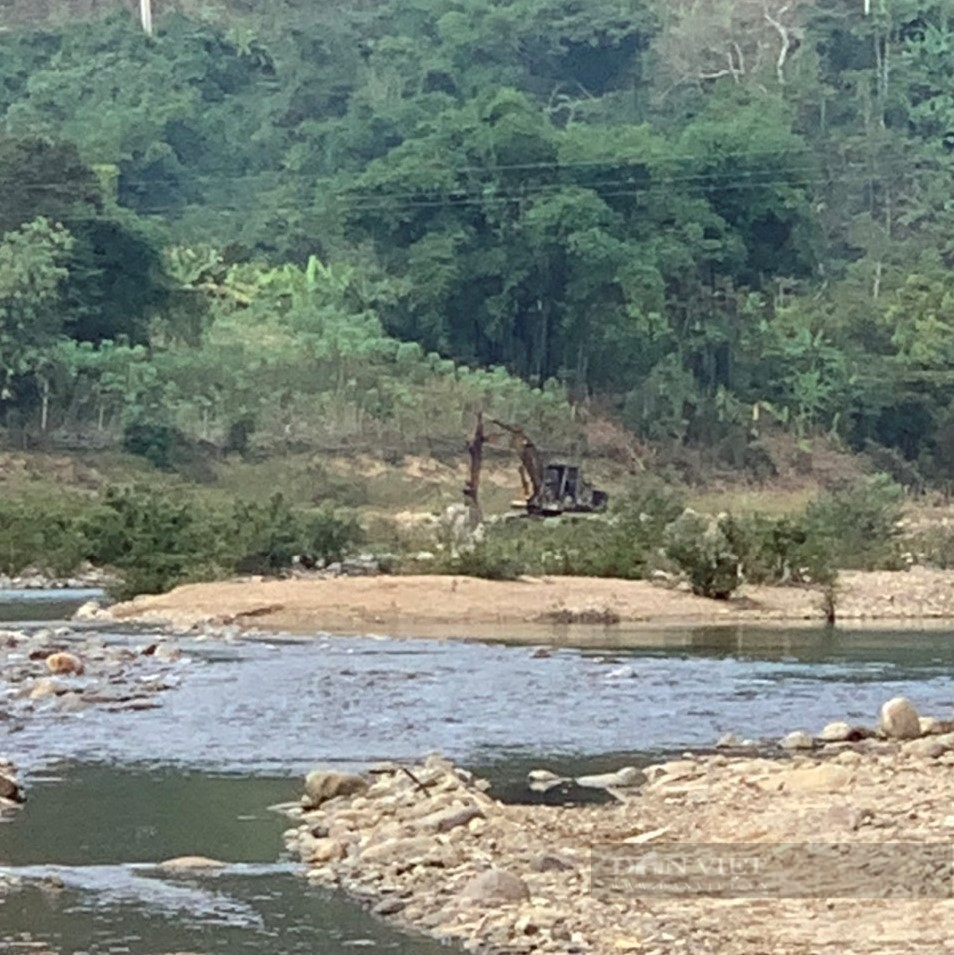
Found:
<box><xmin>0</xmin><ymin>563</ymin><xmax>116</xmax><ymax>591</ymax></box>
<box><xmin>0</xmin><ymin>623</ymin><xmax>193</xmax><ymax>727</ymax></box>
<box><xmin>282</xmin><ymin>696</ymin><xmax>954</xmax><ymax>955</ymax></box>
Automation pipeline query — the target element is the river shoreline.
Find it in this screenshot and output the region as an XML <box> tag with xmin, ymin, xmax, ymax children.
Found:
<box><xmin>108</xmin><ymin>566</ymin><xmax>954</xmax><ymax>641</ymax></box>
<box><xmin>287</xmin><ymin>711</ymin><xmax>954</xmax><ymax>955</ymax></box>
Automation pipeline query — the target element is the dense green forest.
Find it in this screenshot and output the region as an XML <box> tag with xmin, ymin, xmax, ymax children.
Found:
<box><xmin>3</xmin><ymin>0</ymin><xmax>954</xmax><ymax>481</ymax></box>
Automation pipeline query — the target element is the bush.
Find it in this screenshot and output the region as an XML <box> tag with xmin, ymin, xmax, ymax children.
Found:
<box><xmin>122</xmin><ymin>418</ymin><xmax>218</xmax><ymax>482</ymax></box>
<box><xmin>803</xmin><ymin>473</ymin><xmax>905</xmax><ymax>570</ymax></box>
<box><xmin>82</xmin><ymin>486</ymin><xmax>364</xmax><ymax>598</ymax></box>
<box><xmin>908</xmin><ymin>526</ymin><xmax>954</xmax><ymax>569</ymax></box>
<box><xmin>720</xmin><ymin>512</ymin><xmax>836</xmax><ymax>587</ymax></box>
<box><xmin>231</xmin><ymin>493</ymin><xmax>363</xmax><ymax>572</ymax></box>
<box><xmin>122</xmin><ymin>420</ymin><xmax>180</xmax><ymax>470</ymax></box>
<box><xmin>615</xmin><ymin>477</ymin><xmax>687</xmax><ymax>536</ymax></box>
<box><xmin>0</xmin><ymin>498</ymin><xmax>89</xmax><ymax>576</ymax></box>
<box><xmin>663</xmin><ymin>510</ymin><xmax>741</xmax><ymax>599</ymax></box>
<box><xmin>81</xmin><ymin>486</ymin><xmax>228</xmax><ymax>598</ymax></box>
<box><xmin>438</xmin><ymin>541</ymin><xmax>523</xmax><ymax>580</ymax></box>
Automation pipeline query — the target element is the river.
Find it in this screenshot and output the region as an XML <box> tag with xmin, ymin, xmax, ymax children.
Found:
<box><xmin>3</xmin><ymin>590</ymin><xmax>954</xmax><ymax>953</ymax></box>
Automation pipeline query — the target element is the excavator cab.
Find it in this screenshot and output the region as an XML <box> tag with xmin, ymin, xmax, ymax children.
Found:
<box><xmin>532</xmin><ymin>463</ymin><xmax>608</xmax><ymax>515</ymax></box>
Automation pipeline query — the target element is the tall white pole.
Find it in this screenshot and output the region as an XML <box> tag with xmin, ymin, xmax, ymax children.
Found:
<box><xmin>140</xmin><ymin>0</ymin><xmax>153</xmax><ymax>35</ymax></box>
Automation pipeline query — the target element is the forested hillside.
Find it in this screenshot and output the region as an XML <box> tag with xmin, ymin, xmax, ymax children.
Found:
<box><xmin>2</xmin><ymin>0</ymin><xmax>954</xmax><ymax>482</ymax></box>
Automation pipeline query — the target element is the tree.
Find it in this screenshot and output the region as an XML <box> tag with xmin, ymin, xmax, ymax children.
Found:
<box><xmin>0</xmin><ymin>217</ymin><xmax>74</xmax><ymax>424</ymax></box>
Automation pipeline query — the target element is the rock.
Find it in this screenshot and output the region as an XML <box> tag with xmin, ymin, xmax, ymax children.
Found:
<box><xmin>904</xmin><ymin>738</ymin><xmax>946</xmax><ymax>759</ymax></box>
<box><xmin>657</xmin><ymin>760</ymin><xmax>699</xmax><ymax>781</ymax></box>
<box><xmin>514</xmin><ymin>906</ymin><xmax>562</xmax><ymax>936</ymax></box>
<box><xmin>57</xmin><ymin>692</ymin><xmax>88</xmax><ymax>713</ymax></box>
<box><xmin>157</xmin><ymin>855</ymin><xmax>227</xmax><ymax>870</ymax></box>
<box><xmin>153</xmin><ymin>643</ymin><xmax>182</xmax><ymax>663</ymax></box>
<box><xmin>45</xmin><ymin>652</ymin><xmax>84</xmax><ymax>676</ymax></box>
<box><xmin>457</xmin><ymin>867</ymin><xmax>530</xmax><ymax>905</ymax></box>
<box><xmin>304</xmin><ymin>836</ymin><xmax>345</xmax><ymax>864</ymax></box>
<box><xmin>372</xmin><ymin>897</ymin><xmax>406</xmax><ymax>916</ymax></box>
<box><xmin>73</xmin><ymin>600</ymin><xmax>111</xmax><ymax>622</ymax></box>
<box><xmin>413</xmin><ymin>804</ymin><xmax>485</xmax><ymax>833</ymax></box>
<box><xmin>360</xmin><ymin>835</ymin><xmax>435</xmax><ymax>865</ymax></box>
<box><xmin>304</xmin><ymin>770</ymin><xmax>368</xmax><ymax>807</ymax></box>
<box><xmin>780</xmin><ymin>731</ymin><xmax>815</xmax><ymax>751</ymax></box>
<box><xmin>918</xmin><ymin>716</ymin><xmax>950</xmax><ymax>736</ymax></box>
<box><xmin>528</xmin><ymin>768</ymin><xmax>566</xmax><ymax>793</ymax></box>
<box><xmin>880</xmin><ymin>697</ymin><xmax>921</xmax><ymax>740</ymax></box>
<box><xmin>818</xmin><ymin>721</ymin><xmax>857</xmax><ymax>743</ymax></box>
<box><xmin>623</xmin><ymin>826</ymin><xmax>670</xmax><ymax>845</ymax></box>
<box><xmin>576</xmin><ymin>767</ymin><xmax>640</xmax><ymax>789</ymax></box>
<box><xmin>821</xmin><ymin>804</ymin><xmax>862</xmax><ymax>832</ymax></box>
<box><xmin>781</xmin><ymin>764</ymin><xmax>853</xmax><ymax>793</ymax></box>
<box><xmin>715</xmin><ymin>732</ymin><xmax>740</xmax><ymax>748</ymax></box>
<box><xmin>0</xmin><ymin>773</ymin><xmax>24</xmax><ymax>803</ymax></box>
<box><xmin>29</xmin><ymin>677</ymin><xmax>62</xmax><ymax>699</ymax></box>
<box><xmin>527</xmin><ymin>769</ymin><xmax>563</xmax><ymax>784</ymax></box>
<box><xmin>530</xmin><ymin>853</ymin><xmax>576</xmax><ymax>872</ymax></box>
<box><xmin>340</xmin><ymin>555</ymin><xmax>380</xmax><ymax>576</ymax></box>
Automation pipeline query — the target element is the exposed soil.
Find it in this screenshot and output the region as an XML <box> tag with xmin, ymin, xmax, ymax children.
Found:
<box><xmin>109</xmin><ymin>567</ymin><xmax>954</xmax><ymax>641</ymax></box>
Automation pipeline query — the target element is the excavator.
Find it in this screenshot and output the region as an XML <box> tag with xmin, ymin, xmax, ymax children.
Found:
<box><xmin>463</xmin><ymin>412</ymin><xmax>608</xmax><ymax>518</ymax></box>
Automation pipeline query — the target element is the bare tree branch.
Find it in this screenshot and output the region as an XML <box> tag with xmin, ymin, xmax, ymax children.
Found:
<box><xmin>763</xmin><ymin>2</ymin><xmax>793</xmax><ymax>85</ymax></box>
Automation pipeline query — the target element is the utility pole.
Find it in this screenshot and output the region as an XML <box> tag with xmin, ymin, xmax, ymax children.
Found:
<box><xmin>139</xmin><ymin>0</ymin><xmax>153</xmax><ymax>35</ymax></box>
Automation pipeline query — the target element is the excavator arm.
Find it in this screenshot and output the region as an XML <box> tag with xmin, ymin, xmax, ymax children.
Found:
<box><xmin>463</xmin><ymin>413</ymin><xmax>544</xmax><ymax>514</ymax></box>
<box><xmin>487</xmin><ymin>418</ymin><xmax>544</xmax><ymax>503</ymax></box>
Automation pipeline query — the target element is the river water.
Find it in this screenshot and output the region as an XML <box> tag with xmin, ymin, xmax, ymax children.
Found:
<box><xmin>3</xmin><ymin>591</ymin><xmax>954</xmax><ymax>953</ymax></box>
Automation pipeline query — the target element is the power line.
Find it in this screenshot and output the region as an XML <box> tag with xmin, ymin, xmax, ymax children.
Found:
<box><xmin>32</xmin><ymin>160</ymin><xmax>936</xmax><ymax>223</ymax></box>
<box><xmin>0</xmin><ymin>142</ymin><xmax>925</xmax><ymax>193</ymax></box>
<box><xmin>0</xmin><ymin>152</ymin><xmax>931</xmax><ymax>216</ymax></box>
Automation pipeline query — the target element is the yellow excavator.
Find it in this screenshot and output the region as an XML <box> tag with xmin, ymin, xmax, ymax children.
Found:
<box><xmin>463</xmin><ymin>412</ymin><xmax>608</xmax><ymax>518</ymax></box>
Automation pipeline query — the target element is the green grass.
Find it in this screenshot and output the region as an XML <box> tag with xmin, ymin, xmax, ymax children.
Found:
<box><xmin>686</xmin><ymin>487</ymin><xmax>818</xmax><ymax>518</ymax></box>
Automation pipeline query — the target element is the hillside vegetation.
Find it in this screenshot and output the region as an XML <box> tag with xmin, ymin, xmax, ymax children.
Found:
<box><xmin>4</xmin><ymin>0</ymin><xmax>954</xmax><ymax>592</ymax></box>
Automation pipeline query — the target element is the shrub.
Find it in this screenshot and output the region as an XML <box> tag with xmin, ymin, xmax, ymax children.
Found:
<box><xmin>721</xmin><ymin>512</ymin><xmax>836</xmax><ymax>587</ymax></box>
<box><xmin>81</xmin><ymin>486</ymin><xmax>228</xmax><ymax>598</ymax></box>
<box><xmin>122</xmin><ymin>418</ymin><xmax>218</xmax><ymax>481</ymax></box>
<box><xmin>439</xmin><ymin>541</ymin><xmax>523</xmax><ymax>580</ymax></box>
<box><xmin>83</xmin><ymin>486</ymin><xmax>364</xmax><ymax>597</ymax></box>
<box><xmin>663</xmin><ymin>510</ymin><xmax>741</xmax><ymax>599</ymax></box>
<box><xmin>231</xmin><ymin>494</ymin><xmax>363</xmax><ymax>571</ymax></box>
<box><xmin>0</xmin><ymin>498</ymin><xmax>89</xmax><ymax>576</ymax></box>
<box><xmin>803</xmin><ymin>473</ymin><xmax>904</xmax><ymax>570</ymax></box>
<box><xmin>122</xmin><ymin>420</ymin><xmax>179</xmax><ymax>470</ymax></box>
<box><xmin>908</xmin><ymin>526</ymin><xmax>954</xmax><ymax>569</ymax></box>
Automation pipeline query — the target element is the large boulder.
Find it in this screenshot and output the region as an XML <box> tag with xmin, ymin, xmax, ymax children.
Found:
<box><xmin>46</xmin><ymin>652</ymin><xmax>84</xmax><ymax>676</ymax></box>
<box><xmin>880</xmin><ymin>697</ymin><xmax>921</xmax><ymax>740</ymax></box>
<box><xmin>304</xmin><ymin>770</ymin><xmax>367</xmax><ymax>807</ymax></box>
